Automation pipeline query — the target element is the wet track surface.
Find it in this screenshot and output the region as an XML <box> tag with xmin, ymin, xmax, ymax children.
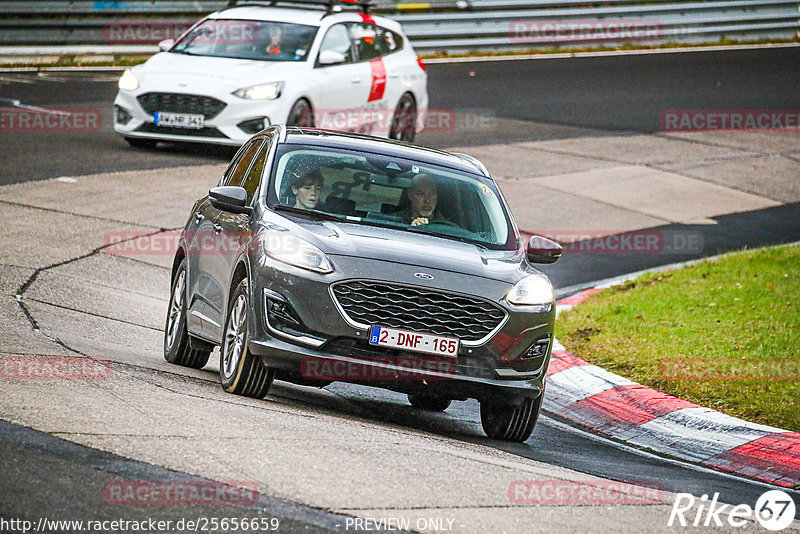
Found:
<box><xmin>1</xmin><ymin>47</ymin><xmax>799</xmax><ymax>530</ymax></box>
<box><xmin>1</xmin><ymin>46</ymin><xmax>799</xmax><ymax>184</ymax></box>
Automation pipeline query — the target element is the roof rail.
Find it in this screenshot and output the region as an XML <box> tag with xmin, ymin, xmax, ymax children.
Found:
<box><xmin>451</xmin><ymin>153</ymin><xmax>490</xmax><ymax>177</ymax></box>
<box><xmin>226</xmin><ymin>0</ymin><xmax>372</xmax><ymax>14</ymax></box>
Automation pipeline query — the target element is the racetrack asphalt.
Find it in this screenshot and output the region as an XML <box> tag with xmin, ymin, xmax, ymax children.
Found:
<box><xmin>1</xmin><ymin>48</ymin><xmax>799</xmax><ymax>532</ymax></box>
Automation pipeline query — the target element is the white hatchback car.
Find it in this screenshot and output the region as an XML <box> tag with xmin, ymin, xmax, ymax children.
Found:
<box><xmin>114</xmin><ymin>0</ymin><xmax>428</xmax><ymax>147</ymax></box>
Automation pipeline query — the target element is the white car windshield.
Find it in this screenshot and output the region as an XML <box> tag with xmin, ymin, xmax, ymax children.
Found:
<box><xmin>269</xmin><ymin>144</ymin><xmax>516</xmax><ymax>250</ymax></box>
<box><xmin>172</xmin><ymin>19</ymin><xmax>318</xmax><ymax>62</ymax></box>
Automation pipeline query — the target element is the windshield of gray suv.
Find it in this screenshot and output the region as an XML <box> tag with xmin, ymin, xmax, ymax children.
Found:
<box><xmin>171</xmin><ymin>19</ymin><xmax>318</xmax><ymax>62</ymax></box>
<box><xmin>268</xmin><ymin>144</ymin><xmax>516</xmax><ymax>250</ymax></box>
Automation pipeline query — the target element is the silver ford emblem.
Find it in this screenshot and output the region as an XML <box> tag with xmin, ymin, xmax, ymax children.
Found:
<box><xmin>414</xmin><ymin>273</ymin><xmax>434</xmax><ymax>280</ymax></box>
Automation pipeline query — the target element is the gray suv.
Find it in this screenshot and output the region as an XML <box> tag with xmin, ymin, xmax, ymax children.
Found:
<box><xmin>164</xmin><ymin>125</ymin><xmax>562</xmax><ymax>442</ymax></box>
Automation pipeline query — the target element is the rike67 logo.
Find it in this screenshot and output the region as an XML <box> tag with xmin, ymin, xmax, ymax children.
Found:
<box><xmin>669</xmin><ymin>490</ymin><xmax>796</xmax><ymax>531</ymax></box>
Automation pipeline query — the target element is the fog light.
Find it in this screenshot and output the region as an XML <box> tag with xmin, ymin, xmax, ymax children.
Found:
<box><xmin>267</xmin><ymin>297</ymin><xmax>302</xmax><ymax>330</ymax></box>
<box><xmin>237</xmin><ymin>117</ymin><xmax>270</xmax><ymax>134</ymax></box>
<box><xmin>521</xmin><ymin>335</ymin><xmax>550</xmax><ymax>360</ymax></box>
<box><xmin>263</xmin><ymin>290</ymin><xmax>326</xmax><ymax>347</ymax></box>
<box><xmin>114</xmin><ymin>105</ymin><xmax>132</xmax><ymax>125</ymax></box>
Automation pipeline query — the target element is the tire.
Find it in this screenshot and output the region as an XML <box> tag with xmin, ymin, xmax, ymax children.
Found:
<box><xmin>389</xmin><ymin>93</ymin><xmax>417</xmax><ymax>143</ymax></box>
<box><xmin>286</xmin><ymin>99</ymin><xmax>314</xmax><ymax>128</ymax></box>
<box><xmin>164</xmin><ymin>260</ymin><xmax>211</xmax><ymax>369</ymax></box>
<box><xmin>480</xmin><ymin>391</ymin><xmax>543</xmax><ymax>442</ymax></box>
<box><xmin>125</xmin><ymin>137</ymin><xmax>157</xmax><ymax>149</ymax></box>
<box><xmin>219</xmin><ymin>278</ymin><xmax>274</xmax><ymax>398</ymax></box>
<box><xmin>408</xmin><ymin>394</ymin><xmax>451</xmax><ymax>412</ymax></box>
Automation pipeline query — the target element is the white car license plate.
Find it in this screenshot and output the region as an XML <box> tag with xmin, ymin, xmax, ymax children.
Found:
<box><xmin>154</xmin><ymin>112</ymin><xmax>205</xmax><ymax>129</ymax></box>
<box><xmin>369</xmin><ymin>326</ymin><xmax>459</xmax><ymax>358</ymax></box>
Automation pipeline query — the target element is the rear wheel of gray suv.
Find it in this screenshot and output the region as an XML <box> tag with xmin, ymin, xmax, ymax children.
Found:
<box><xmin>220</xmin><ymin>278</ymin><xmax>274</xmax><ymax>398</ymax></box>
<box><xmin>164</xmin><ymin>260</ymin><xmax>211</xmax><ymax>369</ymax></box>
<box><xmin>408</xmin><ymin>394</ymin><xmax>451</xmax><ymax>412</ymax></box>
<box><xmin>480</xmin><ymin>391</ymin><xmax>543</xmax><ymax>442</ymax></box>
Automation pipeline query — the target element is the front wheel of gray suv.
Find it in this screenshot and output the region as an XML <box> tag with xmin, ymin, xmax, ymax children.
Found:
<box><xmin>480</xmin><ymin>391</ymin><xmax>543</xmax><ymax>442</ymax></box>
<box><xmin>219</xmin><ymin>278</ymin><xmax>274</xmax><ymax>398</ymax></box>
<box><xmin>164</xmin><ymin>259</ymin><xmax>211</xmax><ymax>369</ymax></box>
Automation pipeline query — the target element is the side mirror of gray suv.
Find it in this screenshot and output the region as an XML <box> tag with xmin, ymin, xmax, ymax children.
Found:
<box><xmin>209</xmin><ymin>186</ymin><xmax>252</xmax><ymax>215</ymax></box>
<box><xmin>526</xmin><ymin>235</ymin><xmax>562</xmax><ymax>264</ymax></box>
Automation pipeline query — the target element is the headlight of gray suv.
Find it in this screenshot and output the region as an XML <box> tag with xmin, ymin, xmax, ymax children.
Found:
<box><xmin>259</xmin><ymin>229</ymin><xmax>333</xmax><ymax>273</ymax></box>
<box><xmin>505</xmin><ymin>275</ymin><xmax>554</xmax><ymax>307</ymax></box>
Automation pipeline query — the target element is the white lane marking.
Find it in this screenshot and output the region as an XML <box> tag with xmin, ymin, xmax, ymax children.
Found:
<box><xmin>37</xmin><ymin>72</ymin><xmax>121</xmax><ymax>83</ymax></box>
<box><xmin>0</xmin><ymin>98</ymin><xmax>73</xmax><ymax>116</ymax></box>
<box><xmin>0</xmin><ymin>74</ymin><xmax>39</xmax><ymax>84</ymax></box>
<box><xmin>55</xmin><ymin>177</ymin><xmax>78</xmax><ymax>183</ymax></box>
<box><xmin>0</xmin><ymin>66</ymin><xmax>126</xmax><ymax>74</ymax></box>
<box><xmin>423</xmin><ymin>43</ymin><xmax>800</xmax><ymax>64</ymax></box>
<box><xmin>617</xmin><ymin>407</ymin><xmax>779</xmax><ymax>462</ymax></box>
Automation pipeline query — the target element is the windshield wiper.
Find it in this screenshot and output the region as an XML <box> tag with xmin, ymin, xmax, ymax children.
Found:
<box><xmin>273</xmin><ymin>204</ymin><xmax>345</xmax><ymax>222</ymax></box>
<box><xmin>406</xmin><ymin>226</ymin><xmax>489</xmax><ymax>251</ymax></box>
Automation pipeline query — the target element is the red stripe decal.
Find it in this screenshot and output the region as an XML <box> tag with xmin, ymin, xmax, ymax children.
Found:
<box><xmin>703</xmin><ymin>432</ymin><xmax>800</xmax><ymax>487</ymax></box>
<box><xmin>565</xmin><ymin>385</ymin><xmax>699</xmax><ymax>433</ymax></box>
<box><xmin>546</xmin><ymin>351</ymin><xmax>590</xmax><ymax>375</ymax></box>
<box><xmin>360</xmin><ymin>13</ymin><xmax>375</xmax><ymax>24</ymax></box>
<box><xmin>557</xmin><ymin>288</ymin><xmax>601</xmax><ymax>307</ymax></box>
<box><xmin>367</xmin><ymin>58</ymin><xmax>386</xmax><ymax>102</ymax></box>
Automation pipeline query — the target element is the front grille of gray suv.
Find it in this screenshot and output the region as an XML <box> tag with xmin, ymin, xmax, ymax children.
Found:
<box><xmin>331</xmin><ymin>280</ymin><xmax>506</xmax><ymax>343</ymax></box>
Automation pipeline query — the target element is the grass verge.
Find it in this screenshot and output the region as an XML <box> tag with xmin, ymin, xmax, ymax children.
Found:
<box><xmin>555</xmin><ymin>243</ymin><xmax>800</xmax><ymax>431</ymax></box>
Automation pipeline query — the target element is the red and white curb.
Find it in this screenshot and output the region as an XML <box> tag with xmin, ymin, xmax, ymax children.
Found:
<box><xmin>548</xmin><ymin>288</ymin><xmax>800</xmax><ymax>489</ymax></box>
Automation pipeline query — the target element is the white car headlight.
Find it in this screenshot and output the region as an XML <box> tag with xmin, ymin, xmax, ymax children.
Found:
<box><xmin>259</xmin><ymin>230</ymin><xmax>333</xmax><ymax>273</ymax></box>
<box><xmin>233</xmin><ymin>82</ymin><xmax>284</xmax><ymax>100</ymax></box>
<box><xmin>118</xmin><ymin>69</ymin><xmax>139</xmax><ymax>91</ymax></box>
<box><xmin>506</xmin><ymin>275</ymin><xmax>554</xmax><ymax>306</ymax></box>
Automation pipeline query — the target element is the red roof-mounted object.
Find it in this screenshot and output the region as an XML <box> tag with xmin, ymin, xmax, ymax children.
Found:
<box><xmin>227</xmin><ymin>0</ymin><xmax>373</xmax><ymax>13</ymax></box>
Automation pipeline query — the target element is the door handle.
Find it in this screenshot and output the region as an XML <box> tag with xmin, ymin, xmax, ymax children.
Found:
<box><xmin>195</xmin><ymin>213</ymin><xmax>204</xmax><ymax>222</ymax></box>
<box><xmin>388</xmin><ymin>74</ymin><xmax>399</xmax><ymax>79</ymax></box>
<box><xmin>350</xmin><ymin>78</ymin><xmax>362</xmax><ymax>84</ymax></box>
<box><xmin>213</xmin><ymin>224</ymin><xmax>223</xmax><ymax>233</ymax></box>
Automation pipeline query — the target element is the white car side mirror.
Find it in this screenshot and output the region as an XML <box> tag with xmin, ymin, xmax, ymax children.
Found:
<box><xmin>317</xmin><ymin>50</ymin><xmax>346</xmax><ymax>66</ymax></box>
<box><xmin>158</xmin><ymin>39</ymin><xmax>175</xmax><ymax>52</ymax></box>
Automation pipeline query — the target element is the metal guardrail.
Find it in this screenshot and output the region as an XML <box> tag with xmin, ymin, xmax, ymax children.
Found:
<box><xmin>0</xmin><ymin>1</ymin><xmax>798</xmax><ymax>53</ymax></box>
<box><xmin>392</xmin><ymin>0</ymin><xmax>800</xmax><ymax>52</ymax></box>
